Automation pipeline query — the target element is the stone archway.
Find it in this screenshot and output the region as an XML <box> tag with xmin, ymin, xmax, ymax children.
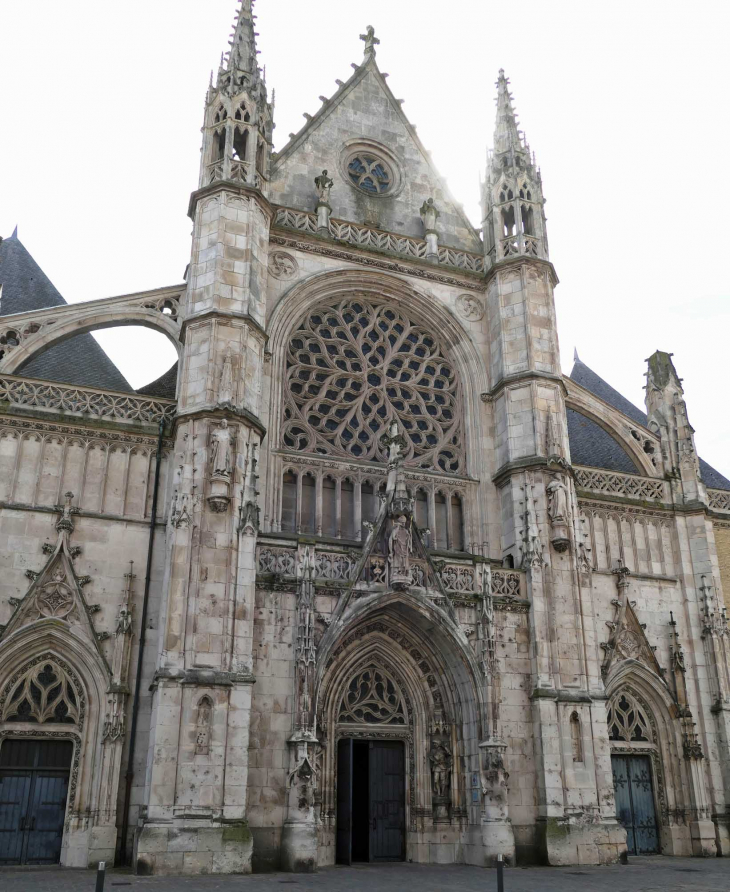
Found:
<box><xmin>0</xmin><ymin>285</ymin><xmax>183</xmax><ymax>375</ymax></box>
<box><xmin>605</xmin><ymin>663</ymin><xmax>717</xmax><ymax>857</ymax></box>
<box><xmin>313</xmin><ymin>603</ymin><xmax>486</xmax><ymax>866</ymax></box>
<box><xmin>0</xmin><ymin>627</ymin><xmax>115</xmax><ymax>867</ymax></box>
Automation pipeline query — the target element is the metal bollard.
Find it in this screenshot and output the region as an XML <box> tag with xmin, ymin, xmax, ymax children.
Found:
<box><xmin>95</xmin><ymin>861</ymin><xmax>106</xmax><ymax>892</ymax></box>
<box><xmin>496</xmin><ymin>852</ymin><xmax>504</xmax><ymax>892</ymax></box>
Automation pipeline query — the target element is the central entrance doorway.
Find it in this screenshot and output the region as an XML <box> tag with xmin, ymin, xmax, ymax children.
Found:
<box><xmin>611</xmin><ymin>753</ymin><xmax>660</xmax><ymax>855</ymax></box>
<box><xmin>0</xmin><ymin>738</ymin><xmax>73</xmax><ymax>865</ymax></box>
<box><xmin>336</xmin><ymin>739</ymin><xmax>405</xmax><ymax>864</ymax></box>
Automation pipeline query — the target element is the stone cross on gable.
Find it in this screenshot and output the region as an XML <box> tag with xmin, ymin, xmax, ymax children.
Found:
<box><xmin>360</xmin><ymin>25</ymin><xmax>380</xmax><ymax>59</ymax></box>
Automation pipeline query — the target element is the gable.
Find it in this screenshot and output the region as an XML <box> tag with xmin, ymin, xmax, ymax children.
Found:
<box><xmin>270</xmin><ymin>64</ymin><xmax>482</xmax><ymax>254</ymax></box>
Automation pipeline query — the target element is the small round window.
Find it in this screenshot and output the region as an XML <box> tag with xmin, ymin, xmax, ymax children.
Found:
<box><xmin>347</xmin><ymin>154</ymin><xmax>392</xmax><ymax>194</ymax></box>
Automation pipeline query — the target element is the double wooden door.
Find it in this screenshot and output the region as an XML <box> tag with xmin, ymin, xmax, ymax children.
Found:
<box><xmin>337</xmin><ymin>738</ymin><xmax>405</xmax><ymax>864</ymax></box>
<box><xmin>0</xmin><ymin>739</ymin><xmax>73</xmax><ymax>865</ymax></box>
<box><xmin>611</xmin><ymin>754</ymin><xmax>660</xmax><ymax>855</ymax></box>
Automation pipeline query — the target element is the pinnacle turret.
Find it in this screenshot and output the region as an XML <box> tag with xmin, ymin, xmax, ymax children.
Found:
<box><xmin>482</xmin><ymin>69</ymin><xmax>548</xmax><ymax>267</ymax></box>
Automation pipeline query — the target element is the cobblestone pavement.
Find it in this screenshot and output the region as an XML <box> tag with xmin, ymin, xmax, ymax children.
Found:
<box><xmin>1</xmin><ymin>858</ymin><xmax>729</xmax><ymax>892</ymax></box>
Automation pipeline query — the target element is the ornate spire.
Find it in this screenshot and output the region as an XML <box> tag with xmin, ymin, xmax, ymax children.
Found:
<box><xmin>229</xmin><ymin>0</ymin><xmax>258</xmax><ymax>74</ymax></box>
<box><xmin>493</xmin><ymin>69</ymin><xmax>523</xmax><ymax>156</ymax></box>
<box><xmin>217</xmin><ymin>0</ymin><xmax>260</xmax><ymax>93</ymax></box>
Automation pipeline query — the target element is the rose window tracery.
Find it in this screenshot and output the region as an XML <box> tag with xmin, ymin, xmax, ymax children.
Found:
<box><xmin>338</xmin><ymin>665</ymin><xmax>406</xmax><ymax>724</ymax></box>
<box><xmin>282</xmin><ymin>296</ymin><xmax>464</xmax><ymax>472</ymax></box>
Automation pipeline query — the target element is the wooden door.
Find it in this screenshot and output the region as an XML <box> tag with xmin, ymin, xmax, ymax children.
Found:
<box><xmin>0</xmin><ymin>739</ymin><xmax>72</xmax><ymax>865</ymax></box>
<box><xmin>336</xmin><ymin>738</ymin><xmax>353</xmax><ymax>865</ymax></box>
<box><xmin>612</xmin><ymin>754</ymin><xmax>659</xmax><ymax>855</ymax></box>
<box><xmin>369</xmin><ymin>741</ymin><xmax>405</xmax><ymax>862</ymax></box>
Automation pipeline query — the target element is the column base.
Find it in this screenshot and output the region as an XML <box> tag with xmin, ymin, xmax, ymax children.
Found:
<box><xmin>280</xmin><ymin>820</ymin><xmax>318</xmax><ymax>872</ymax></box>
<box><xmin>135</xmin><ymin>820</ymin><xmax>252</xmax><ymax>875</ymax></box>
<box><xmin>537</xmin><ymin>816</ymin><xmax>627</xmax><ymax>866</ymax></box>
<box><xmin>481</xmin><ymin>819</ymin><xmax>516</xmax><ymax>865</ymax></box>
<box><xmin>690</xmin><ymin>819</ymin><xmax>717</xmax><ymax>857</ymax></box>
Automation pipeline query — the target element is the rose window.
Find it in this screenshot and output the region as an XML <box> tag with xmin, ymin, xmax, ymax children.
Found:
<box><xmin>282</xmin><ymin>296</ymin><xmax>464</xmax><ymax>472</ymax></box>
<box><xmin>347</xmin><ymin>155</ymin><xmax>392</xmax><ymax>194</ymax></box>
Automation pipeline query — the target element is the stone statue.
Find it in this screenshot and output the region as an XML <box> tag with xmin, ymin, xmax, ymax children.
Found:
<box><xmin>419</xmin><ymin>197</ymin><xmax>440</xmax><ymax>233</ymax></box>
<box><xmin>388</xmin><ymin>515</ymin><xmax>411</xmax><ymax>582</ymax></box>
<box><xmin>218</xmin><ymin>346</ymin><xmax>234</xmax><ymax>405</ymax></box>
<box><xmin>546</xmin><ymin>478</ymin><xmax>569</xmax><ymax>524</ymax></box>
<box><xmin>211</xmin><ymin>419</ymin><xmax>233</xmax><ymax>477</ymax></box>
<box><xmin>314</xmin><ymin>169</ymin><xmax>333</xmax><ymax>205</ymax></box>
<box><xmin>429</xmin><ymin>741</ymin><xmax>452</xmax><ymax>798</ymax></box>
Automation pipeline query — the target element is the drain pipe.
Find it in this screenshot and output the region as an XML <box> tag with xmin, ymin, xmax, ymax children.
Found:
<box><xmin>119</xmin><ymin>417</ymin><xmax>165</xmax><ymax>865</ymax></box>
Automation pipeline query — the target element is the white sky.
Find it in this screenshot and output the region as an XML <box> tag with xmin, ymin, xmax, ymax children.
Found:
<box><xmin>1</xmin><ymin>1</ymin><xmax>728</xmax><ymax>478</ymax></box>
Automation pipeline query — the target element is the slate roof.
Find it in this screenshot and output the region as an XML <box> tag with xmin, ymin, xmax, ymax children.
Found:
<box><xmin>0</xmin><ymin>232</ymin><xmax>132</xmax><ymax>392</ymax></box>
<box><xmin>137</xmin><ymin>362</ymin><xmax>178</xmax><ymax>399</ymax></box>
<box><xmin>569</xmin><ymin>357</ymin><xmax>730</xmax><ymax>491</ymax></box>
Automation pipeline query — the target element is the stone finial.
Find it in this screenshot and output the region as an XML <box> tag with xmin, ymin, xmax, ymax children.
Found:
<box><xmin>359</xmin><ymin>25</ymin><xmax>380</xmax><ymax>60</ymax></box>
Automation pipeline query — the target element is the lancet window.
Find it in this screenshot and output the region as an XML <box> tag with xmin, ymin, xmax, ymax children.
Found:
<box><xmin>278</xmin><ymin>468</ymin><xmax>465</xmax><ymax>550</ymax></box>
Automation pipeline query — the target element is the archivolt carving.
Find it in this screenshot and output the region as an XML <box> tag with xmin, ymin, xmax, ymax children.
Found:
<box><xmin>283</xmin><ymin>296</ymin><xmax>464</xmax><ymax>473</ymax></box>
<box><xmin>338</xmin><ymin>665</ymin><xmax>406</xmax><ymax>725</ymax></box>
<box><xmin>1</xmin><ymin>657</ymin><xmax>82</xmax><ymax>725</ymax></box>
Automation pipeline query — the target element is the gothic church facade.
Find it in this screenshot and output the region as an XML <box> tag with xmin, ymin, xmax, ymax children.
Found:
<box><xmin>1</xmin><ymin>2</ymin><xmax>730</xmax><ymax>874</ymax></box>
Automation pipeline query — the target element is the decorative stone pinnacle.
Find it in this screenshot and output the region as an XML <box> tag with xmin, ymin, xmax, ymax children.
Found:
<box><xmin>360</xmin><ymin>25</ymin><xmax>380</xmax><ymax>60</ymax></box>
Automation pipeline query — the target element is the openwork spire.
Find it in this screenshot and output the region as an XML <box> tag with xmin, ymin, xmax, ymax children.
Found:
<box><xmin>219</xmin><ymin>0</ymin><xmax>260</xmax><ymax>90</ymax></box>
<box><xmin>493</xmin><ymin>69</ymin><xmax>523</xmax><ymax>156</ymax></box>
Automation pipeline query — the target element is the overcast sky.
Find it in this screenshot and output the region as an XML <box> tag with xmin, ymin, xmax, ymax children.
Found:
<box><xmin>1</xmin><ymin>1</ymin><xmax>728</xmax><ymax>478</ymax></box>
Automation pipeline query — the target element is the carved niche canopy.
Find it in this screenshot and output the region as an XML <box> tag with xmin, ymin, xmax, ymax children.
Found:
<box><xmin>282</xmin><ymin>296</ymin><xmax>464</xmax><ymax>473</ymax></box>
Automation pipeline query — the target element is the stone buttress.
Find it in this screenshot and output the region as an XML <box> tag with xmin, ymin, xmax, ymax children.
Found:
<box><xmin>134</xmin><ymin>0</ymin><xmax>271</xmax><ymax>874</ymax></box>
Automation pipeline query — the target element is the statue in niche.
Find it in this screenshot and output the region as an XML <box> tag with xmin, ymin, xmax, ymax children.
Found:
<box><xmin>429</xmin><ymin>741</ymin><xmax>452</xmax><ymax>799</ymax></box>
<box><xmin>211</xmin><ymin>419</ymin><xmax>233</xmax><ymax>477</ymax></box>
<box><xmin>388</xmin><ymin>515</ymin><xmax>411</xmax><ymax>585</ymax></box>
<box><xmin>546</xmin><ymin>478</ymin><xmax>569</xmax><ymax>524</ymax></box>
<box><xmin>195</xmin><ymin>697</ymin><xmax>213</xmax><ymax>755</ymax></box>
<box><xmin>314</xmin><ymin>169</ymin><xmax>333</xmax><ymax>204</ymax></box>
<box><xmin>218</xmin><ymin>346</ymin><xmax>234</xmax><ymax>406</ymax></box>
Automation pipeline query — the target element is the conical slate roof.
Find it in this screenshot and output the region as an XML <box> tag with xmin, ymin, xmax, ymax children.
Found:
<box><xmin>0</xmin><ymin>232</ymin><xmax>132</xmax><ymax>392</ymax></box>
<box><xmin>569</xmin><ymin>356</ymin><xmax>730</xmax><ymax>490</ymax></box>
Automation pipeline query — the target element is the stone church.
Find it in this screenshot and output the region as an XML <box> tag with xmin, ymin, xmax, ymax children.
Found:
<box><xmin>1</xmin><ymin>0</ymin><xmax>730</xmax><ymax>875</ymax></box>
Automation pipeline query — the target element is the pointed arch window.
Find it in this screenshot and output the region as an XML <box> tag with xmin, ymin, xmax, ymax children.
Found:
<box><xmin>338</xmin><ymin>665</ymin><xmax>406</xmax><ymax>725</ymax></box>
<box><xmin>518</xmin><ymin>183</ymin><xmax>532</xmax><ymax>200</ymax></box>
<box><xmin>607</xmin><ymin>691</ymin><xmax>652</xmax><ymax>742</ymax></box>
<box><xmin>498</xmin><ymin>183</ymin><xmax>514</xmax><ymax>203</ymax></box>
<box><xmin>3</xmin><ymin>661</ymin><xmax>79</xmax><ymax>724</ymax></box>
<box><xmin>234</xmin><ymin>103</ymin><xmax>251</xmax><ymax>123</ymax></box>
<box><xmin>213</xmin><ymin>105</ymin><xmax>227</xmax><ymax>125</ymax></box>
<box><xmin>281</xmin><ymin>471</ymin><xmax>298</xmax><ymax>532</ymax></box>
<box><xmin>570</xmin><ymin>712</ymin><xmax>583</xmax><ymax>762</ymax></box>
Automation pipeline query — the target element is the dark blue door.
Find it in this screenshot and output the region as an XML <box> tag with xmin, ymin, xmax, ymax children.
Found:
<box><xmin>0</xmin><ymin>739</ymin><xmax>72</xmax><ymax>865</ymax></box>
<box><xmin>612</xmin><ymin>754</ymin><xmax>659</xmax><ymax>855</ymax></box>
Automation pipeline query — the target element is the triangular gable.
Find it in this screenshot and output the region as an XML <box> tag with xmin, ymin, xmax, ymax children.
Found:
<box><xmin>270</xmin><ymin>58</ymin><xmax>482</xmax><ymax>254</ymax></box>
<box><xmin>0</xmin><ymin>498</ymin><xmax>111</xmax><ymax>675</ymax></box>
<box><xmin>602</xmin><ymin>566</ymin><xmax>664</xmax><ymax>680</ymax></box>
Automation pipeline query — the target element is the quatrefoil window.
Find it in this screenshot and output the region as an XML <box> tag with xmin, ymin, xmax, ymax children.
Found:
<box><xmin>282</xmin><ymin>296</ymin><xmax>464</xmax><ymax>473</ymax></box>
<box><xmin>347</xmin><ymin>154</ymin><xmax>392</xmax><ymax>194</ymax></box>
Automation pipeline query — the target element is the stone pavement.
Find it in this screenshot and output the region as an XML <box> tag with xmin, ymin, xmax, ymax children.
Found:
<box><xmin>1</xmin><ymin>859</ymin><xmax>729</xmax><ymax>892</ymax></box>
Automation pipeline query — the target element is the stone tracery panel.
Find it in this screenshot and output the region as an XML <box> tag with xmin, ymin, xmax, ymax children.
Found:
<box><xmin>282</xmin><ymin>296</ymin><xmax>464</xmax><ymax>473</ymax></box>
<box><xmin>338</xmin><ymin>665</ymin><xmax>406</xmax><ymax>725</ymax></box>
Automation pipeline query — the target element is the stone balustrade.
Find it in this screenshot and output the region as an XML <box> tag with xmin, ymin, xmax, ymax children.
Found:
<box><xmin>272</xmin><ymin>207</ymin><xmax>486</xmax><ymax>274</ymax></box>
<box><xmin>573</xmin><ymin>465</ymin><xmax>669</xmax><ymax>502</ymax></box>
<box><xmin>708</xmin><ymin>488</ymin><xmax>730</xmax><ymax>512</ymax></box>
